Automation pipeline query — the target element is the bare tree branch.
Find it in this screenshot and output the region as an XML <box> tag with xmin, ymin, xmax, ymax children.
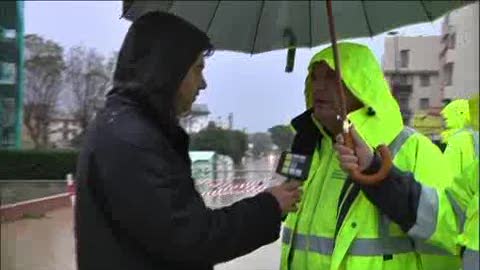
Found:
<box><xmin>65</xmin><ymin>47</ymin><xmax>116</xmax><ymax>135</ymax></box>
<box><xmin>24</xmin><ymin>34</ymin><xmax>65</xmax><ymax>149</ymax></box>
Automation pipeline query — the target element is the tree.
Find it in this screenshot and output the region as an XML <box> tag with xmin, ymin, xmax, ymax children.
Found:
<box><xmin>268</xmin><ymin>125</ymin><xmax>295</xmax><ymax>152</ymax></box>
<box><xmin>24</xmin><ymin>34</ymin><xmax>65</xmax><ymax>149</ymax></box>
<box><xmin>249</xmin><ymin>132</ymin><xmax>273</xmax><ymax>158</ymax></box>
<box><xmin>65</xmin><ymin>46</ymin><xmax>116</xmax><ymax>134</ymax></box>
<box><xmin>190</xmin><ymin>124</ymin><xmax>248</xmax><ymax>165</ymax></box>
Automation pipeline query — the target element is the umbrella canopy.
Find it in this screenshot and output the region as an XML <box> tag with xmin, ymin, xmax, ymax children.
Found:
<box><xmin>122</xmin><ymin>0</ymin><xmax>474</xmax><ymax>54</ymax></box>
<box><xmin>121</xmin><ymin>0</ymin><xmax>476</xmax><ymax>184</ymax></box>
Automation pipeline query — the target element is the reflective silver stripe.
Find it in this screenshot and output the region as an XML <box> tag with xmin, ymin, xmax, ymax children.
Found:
<box><xmin>408</xmin><ymin>186</ymin><xmax>439</xmax><ymax>240</ymax></box>
<box><xmin>350</xmin><ymin>237</ymin><xmax>414</xmax><ymax>256</ymax></box>
<box><xmin>467</xmin><ymin>128</ymin><xmax>479</xmax><ymax>158</ymax></box>
<box><xmin>463</xmin><ymin>249</ymin><xmax>479</xmax><ymax>270</ymax></box>
<box><xmin>413</xmin><ymin>241</ymin><xmax>451</xmax><ymax>255</ymax></box>
<box><xmin>282</xmin><ymin>227</ymin><xmax>292</xmax><ymax>244</ymax></box>
<box><xmin>282</xmin><ymin>227</ymin><xmax>414</xmax><ymax>256</ymax></box>
<box><xmin>305</xmin><ymin>235</ymin><xmax>334</xmax><ymax>255</ymax></box>
<box><xmin>474</xmin><ymin>131</ymin><xmax>479</xmax><ymax>158</ymax></box>
<box><xmin>446</xmin><ymin>190</ymin><xmax>466</xmax><ymax>231</ymax></box>
<box><xmin>462</xmin><ymin>128</ymin><xmax>479</xmax><ymax>158</ymax></box>
<box><xmin>389</xmin><ymin>127</ymin><xmax>416</xmax><ymax>158</ymax></box>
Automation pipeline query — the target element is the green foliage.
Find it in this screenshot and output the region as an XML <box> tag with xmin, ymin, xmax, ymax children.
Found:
<box><xmin>268</xmin><ymin>125</ymin><xmax>295</xmax><ymax>152</ymax></box>
<box><xmin>190</xmin><ymin>125</ymin><xmax>248</xmax><ymax>165</ymax></box>
<box><xmin>0</xmin><ymin>150</ymin><xmax>78</xmax><ymax>179</ymax></box>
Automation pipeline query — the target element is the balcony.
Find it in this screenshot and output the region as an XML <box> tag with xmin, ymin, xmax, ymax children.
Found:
<box><xmin>439</xmin><ymin>45</ymin><xmax>448</xmax><ymax>59</ymax></box>
<box><xmin>444</xmin><ymin>49</ymin><xmax>455</xmax><ymax>64</ymax></box>
<box><xmin>390</xmin><ymin>74</ymin><xmax>413</xmax><ymax>87</ymax></box>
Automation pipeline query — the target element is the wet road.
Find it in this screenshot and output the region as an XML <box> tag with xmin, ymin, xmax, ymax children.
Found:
<box><xmin>1</xmin><ymin>207</ymin><xmax>282</xmax><ymax>270</ymax></box>
<box><xmin>1</xmin><ymin>207</ymin><xmax>76</xmax><ymax>270</ymax></box>
<box><xmin>215</xmin><ymin>239</ymin><xmax>281</xmax><ymax>270</ymax></box>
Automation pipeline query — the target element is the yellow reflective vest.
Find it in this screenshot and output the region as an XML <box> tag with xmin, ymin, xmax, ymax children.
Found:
<box><xmin>280</xmin><ymin>43</ymin><xmax>460</xmax><ymax>270</ymax></box>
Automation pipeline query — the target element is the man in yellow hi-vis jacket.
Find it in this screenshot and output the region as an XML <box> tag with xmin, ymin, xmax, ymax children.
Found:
<box><xmin>335</xmin><ymin>94</ymin><xmax>479</xmax><ymax>270</ymax></box>
<box><xmin>441</xmin><ymin>99</ymin><xmax>476</xmax><ymax>177</ymax></box>
<box><xmin>280</xmin><ymin>42</ymin><xmax>460</xmax><ymax>270</ymax></box>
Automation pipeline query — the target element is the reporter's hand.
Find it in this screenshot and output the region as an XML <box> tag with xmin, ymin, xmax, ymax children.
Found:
<box><xmin>334</xmin><ymin>127</ymin><xmax>373</xmax><ymax>173</ymax></box>
<box><xmin>266</xmin><ymin>180</ymin><xmax>302</xmax><ymax>214</ymax></box>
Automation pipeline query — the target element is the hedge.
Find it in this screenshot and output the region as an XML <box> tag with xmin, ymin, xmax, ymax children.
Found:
<box><xmin>0</xmin><ymin>150</ymin><xmax>79</xmax><ymax>180</ymax></box>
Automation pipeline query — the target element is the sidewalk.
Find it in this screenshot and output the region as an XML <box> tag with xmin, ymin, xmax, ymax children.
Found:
<box><xmin>216</xmin><ymin>239</ymin><xmax>281</xmax><ymax>270</ymax></box>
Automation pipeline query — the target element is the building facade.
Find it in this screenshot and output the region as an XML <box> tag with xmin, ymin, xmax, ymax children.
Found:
<box><xmin>0</xmin><ymin>1</ymin><xmax>24</xmax><ymax>149</ymax></box>
<box><xmin>383</xmin><ymin>36</ymin><xmax>442</xmax><ymax>124</ymax></box>
<box><xmin>382</xmin><ymin>2</ymin><xmax>479</xmax><ymax>125</ymax></box>
<box><xmin>48</xmin><ymin>114</ymin><xmax>82</xmax><ymax>149</ymax></box>
<box><xmin>440</xmin><ymin>3</ymin><xmax>479</xmax><ymax>101</ymax></box>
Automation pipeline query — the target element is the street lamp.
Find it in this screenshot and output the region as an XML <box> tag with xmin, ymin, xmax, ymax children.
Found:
<box><xmin>387</xmin><ymin>31</ymin><xmax>399</xmax><ymax>75</ymax></box>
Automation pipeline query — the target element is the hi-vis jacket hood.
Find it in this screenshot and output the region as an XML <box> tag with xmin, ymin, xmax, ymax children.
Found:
<box><xmin>304</xmin><ymin>42</ymin><xmax>403</xmax><ymax>147</ymax></box>
<box><xmin>441</xmin><ymin>99</ymin><xmax>470</xmax><ymax>141</ymax></box>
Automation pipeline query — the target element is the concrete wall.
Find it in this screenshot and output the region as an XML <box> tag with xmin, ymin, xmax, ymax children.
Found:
<box><xmin>384</xmin><ymin>36</ymin><xmax>443</xmax><ymax>113</ymax></box>
<box><xmin>408</xmin><ymin>73</ymin><xmax>442</xmax><ymax>112</ymax></box>
<box><xmin>0</xmin><ymin>193</ymin><xmax>71</xmax><ymax>222</ymax></box>
<box><xmin>383</xmin><ymin>36</ymin><xmax>441</xmax><ymax>72</ymax></box>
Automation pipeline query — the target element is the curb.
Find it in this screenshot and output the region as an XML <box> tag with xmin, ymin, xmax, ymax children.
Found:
<box><xmin>0</xmin><ymin>193</ymin><xmax>72</xmax><ymax>222</ymax></box>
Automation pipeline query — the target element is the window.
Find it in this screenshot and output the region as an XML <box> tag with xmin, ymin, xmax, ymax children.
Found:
<box><xmin>0</xmin><ymin>98</ymin><xmax>16</xmax><ymax>147</ymax></box>
<box><xmin>400</xmin><ymin>50</ymin><xmax>410</xmax><ymax>68</ymax></box>
<box><xmin>448</xmin><ymin>33</ymin><xmax>456</xmax><ymax>49</ymax></box>
<box><xmin>0</xmin><ymin>62</ymin><xmax>16</xmax><ymax>85</ymax></box>
<box><xmin>420</xmin><ymin>75</ymin><xmax>430</xmax><ymax>87</ymax></box>
<box><xmin>399</xmin><ymin>74</ymin><xmax>409</xmax><ymax>85</ymax></box>
<box><xmin>0</xmin><ymin>29</ymin><xmax>17</xmax><ymax>40</ymax></box>
<box><xmin>444</xmin><ymin>63</ymin><xmax>454</xmax><ymax>86</ymax></box>
<box><xmin>0</xmin><ymin>98</ymin><xmax>15</xmax><ymax>128</ymax></box>
<box><xmin>419</xmin><ymin>98</ymin><xmax>430</xmax><ymax>110</ymax></box>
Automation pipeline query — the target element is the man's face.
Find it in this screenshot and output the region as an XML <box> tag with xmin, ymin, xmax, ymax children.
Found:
<box><xmin>311</xmin><ymin>62</ymin><xmax>362</xmax><ymax>135</ymax></box>
<box><xmin>176</xmin><ymin>53</ymin><xmax>207</xmax><ymax>116</ymax></box>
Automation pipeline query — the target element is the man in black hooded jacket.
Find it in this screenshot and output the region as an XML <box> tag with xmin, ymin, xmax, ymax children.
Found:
<box><xmin>74</xmin><ymin>11</ymin><xmax>301</xmax><ymax>270</ymax></box>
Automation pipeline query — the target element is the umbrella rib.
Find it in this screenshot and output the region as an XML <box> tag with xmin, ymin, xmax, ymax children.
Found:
<box><xmin>360</xmin><ymin>0</ymin><xmax>374</xmax><ymax>37</ymax></box>
<box><xmin>206</xmin><ymin>0</ymin><xmax>222</xmax><ymax>34</ymax></box>
<box><xmin>251</xmin><ymin>0</ymin><xmax>266</xmax><ymax>55</ymax></box>
<box><xmin>309</xmin><ymin>0</ymin><xmax>313</xmax><ymax>48</ymax></box>
<box><xmin>419</xmin><ymin>0</ymin><xmax>434</xmax><ymax>22</ymax></box>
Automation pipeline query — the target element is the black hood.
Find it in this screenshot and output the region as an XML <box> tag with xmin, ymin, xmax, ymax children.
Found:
<box><xmin>108</xmin><ymin>11</ymin><xmax>213</xmax><ymax>130</ymax></box>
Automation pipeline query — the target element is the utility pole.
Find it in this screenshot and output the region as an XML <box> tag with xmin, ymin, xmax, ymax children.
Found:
<box><xmin>228</xmin><ymin>113</ymin><xmax>233</xmax><ymax>130</ymax></box>
<box><xmin>388</xmin><ymin>31</ymin><xmax>399</xmax><ymax>83</ymax></box>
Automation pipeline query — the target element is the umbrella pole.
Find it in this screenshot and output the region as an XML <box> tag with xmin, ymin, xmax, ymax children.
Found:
<box><xmin>325</xmin><ymin>0</ymin><xmax>393</xmax><ymax>185</ymax></box>
<box><xmin>325</xmin><ymin>0</ymin><xmax>351</xmax><ymax>139</ymax></box>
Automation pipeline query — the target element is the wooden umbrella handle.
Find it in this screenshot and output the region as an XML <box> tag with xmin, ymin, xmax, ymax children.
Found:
<box><xmin>344</xmin><ymin>131</ymin><xmax>393</xmax><ymax>185</ymax></box>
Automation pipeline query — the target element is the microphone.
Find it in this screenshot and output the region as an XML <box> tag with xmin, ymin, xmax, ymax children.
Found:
<box><xmin>275</xmin><ymin>151</ymin><xmax>312</xmax><ymax>181</ymax></box>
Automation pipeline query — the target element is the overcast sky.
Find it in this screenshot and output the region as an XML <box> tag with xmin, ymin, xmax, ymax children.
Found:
<box><xmin>25</xmin><ymin>1</ymin><xmax>443</xmax><ymax>132</ymax></box>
